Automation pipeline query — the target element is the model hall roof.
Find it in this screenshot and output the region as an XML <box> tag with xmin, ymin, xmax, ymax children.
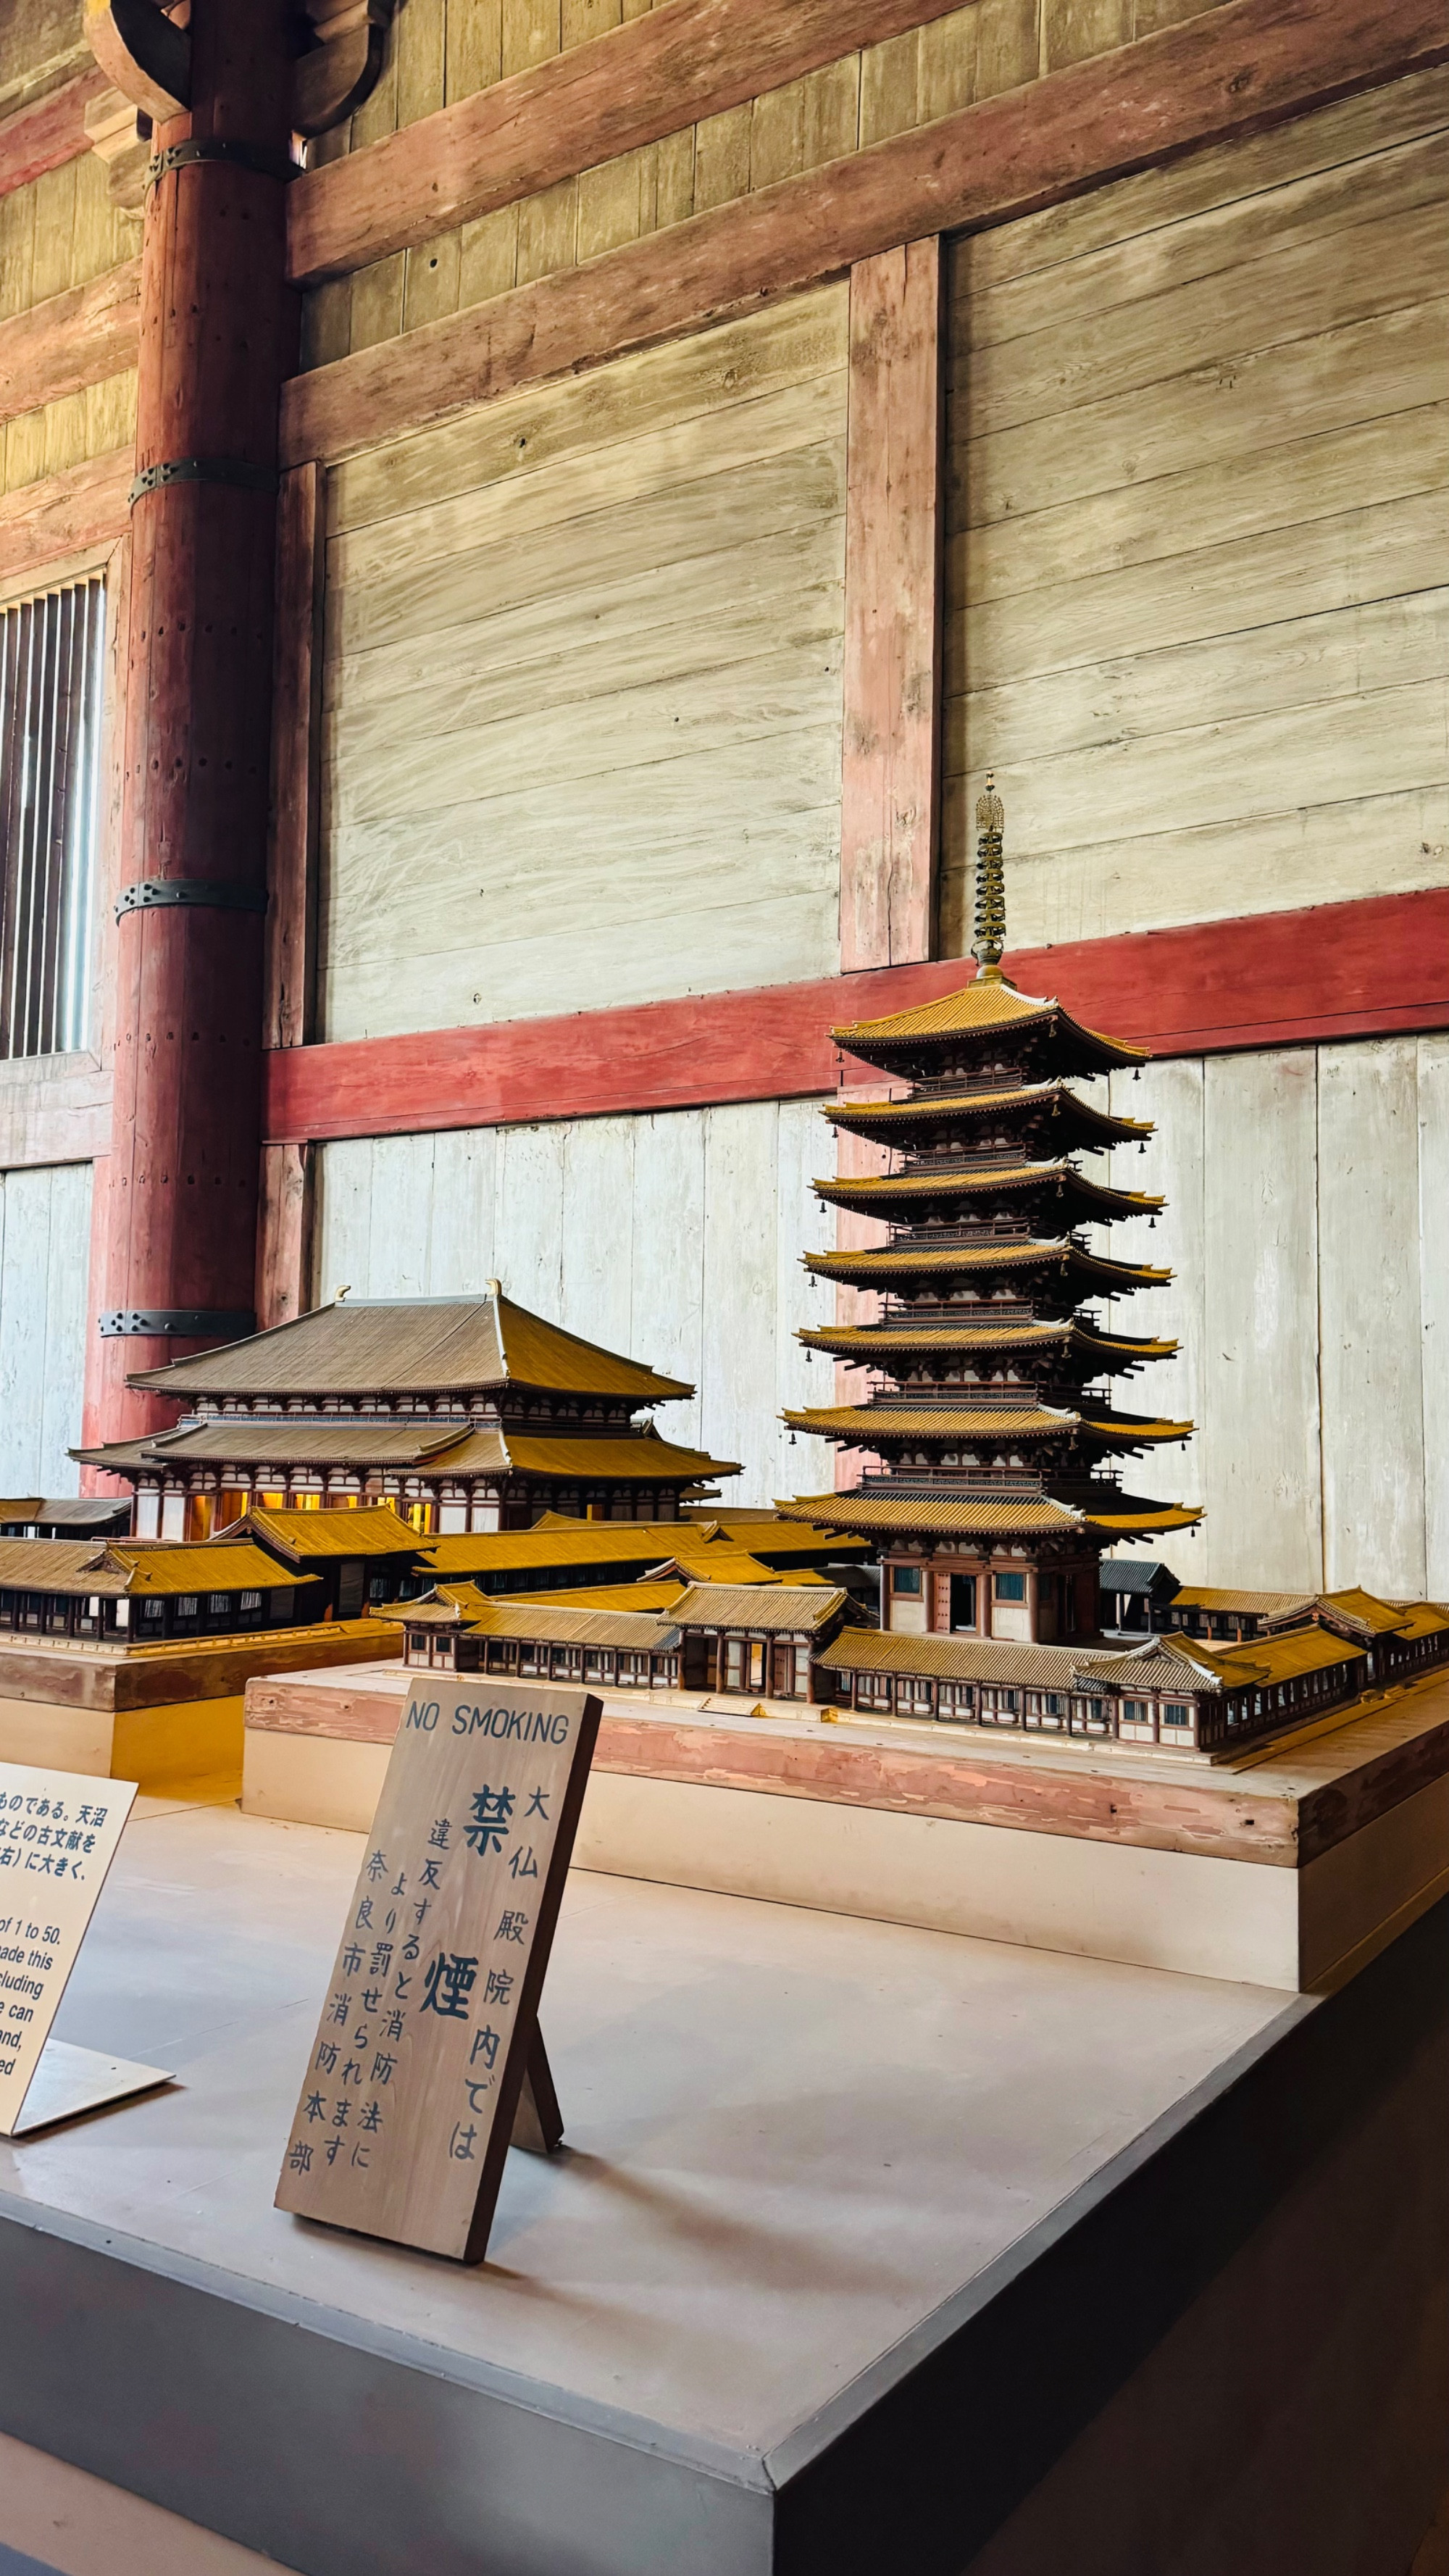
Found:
<box><xmin>75</xmin><ymin>1420</ymin><xmax>735</xmax><ymax>1484</ymax></box>
<box><xmin>216</xmin><ymin>1504</ymin><xmax>422</xmax><ymax>1559</ymax></box>
<box><xmin>831</xmin><ymin>978</ymin><xmax>1148</xmax><ymax>1076</ymax></box>
<box><xmin>122</xmin><ymin>1286</ymin><xmax>693</xmax><ymax>1404</ymax></box>
<box><xmin>816</xmin><ymin>1629</ymin><xmax>1121</xmax><ymax>1689</ymax></box>
<box><xmin>0</xmin><ymin>1539</ymin><xmax>317</xmax><ymax>1598</ymax></box>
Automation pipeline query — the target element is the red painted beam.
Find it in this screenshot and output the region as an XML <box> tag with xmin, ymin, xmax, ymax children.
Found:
<box><xmin>0</xmin><ymin>70</ymin><xmax>109</xmax><ymax>202</ymax></box>
<box><xmin>262</xmin><ymin>889</ymin><xmax>1449</xmax><ymax>1145</ymax></box>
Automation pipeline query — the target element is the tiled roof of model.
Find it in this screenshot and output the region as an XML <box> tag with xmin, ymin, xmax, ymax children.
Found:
<box><xmin>774</xmin><ymin>1491</ymin><xmax>1204</xmax><ymax>1538</ymax></box>
<box><xmin>815</xmin><ymin>1630</ymin><xmax>1119</xmax><ymax>1688</ymax></box>
<box><xmin>814</xmin><ymin>1164</ymin><xmax>1164</xmax><ymax>1220</ymax></box>
<box><xmin>79</xmin><ymin>1421</ymin><xmax>736</xmax><ymax>1484</ymax></box>
<box><xmin>214</xmin><ymin>1504</ymin><xmax>422</xmax><ymax>1557</ymax></box>
<box><xmin>781</xmin><ymin>1404</ymin><xmax>1193</xmax><ymax>1444</ymax></box>
<box><xmin>830</xmin><ymin>978</ymin><xmax>1147</xmax><ymax>1068</ymax></box>
<box><xmin>99</xmin><ymin>1543</ymin><xmax>319</xmax><ymax>1595</ymax></box>
<box><xmin>122</xmin><ymin>1286</ymin><xmax>693</xmax><ymax>1402</ymax></box>
<box><xmin>824</xmin><ymin>1085</ymin><xmax>1151</xmax><ymax>1144</ymax></box>
<box><xmin>806</xmin><ymin>1240</ymin><xmax>1171</xmax><ymax>1291</ymax></box>
<box><xmin>666</xmin><ymin>1583</ymin><xmax>852</xmax><ymax>1633</ymax></box>
<box><xmin>798</xmin><ymin>1320</ymin><xmax>1179</xmax><ymax>1364</ymax></box>
<box><xmin>404</xmin><ymin>1593</ymin><xmax>682</xmax><ymax>1651</ymax></box>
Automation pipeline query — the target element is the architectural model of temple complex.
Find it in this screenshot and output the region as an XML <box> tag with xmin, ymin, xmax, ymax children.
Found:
<box><xmin>75</xmin><ymin>1285</ymin><xmax>739</xmax><ymax>1538</ymax></box>
<box><xmin>774</xmin><ymin>779</ymin><xmax>1199</xmax><ymax>1644</ymax></box>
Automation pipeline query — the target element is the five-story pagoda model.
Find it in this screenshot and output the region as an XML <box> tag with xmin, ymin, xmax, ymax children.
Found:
<box><xmin>778</xmin><ymin>780</ymin><xmax>1200</xmax><ymax>1643</ymax></box>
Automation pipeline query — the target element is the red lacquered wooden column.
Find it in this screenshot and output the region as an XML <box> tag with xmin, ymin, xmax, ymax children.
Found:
<box><xmin>93</xmin><ymin>0</ymin><xmax>296</xmax><ymax>1446</ymax></box>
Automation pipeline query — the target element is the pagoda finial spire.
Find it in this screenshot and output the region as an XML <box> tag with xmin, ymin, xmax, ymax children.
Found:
<box><xmin>972</xmin><ymin>772</ymin><xmax>1007</xmax><ymax>983</ymax></box>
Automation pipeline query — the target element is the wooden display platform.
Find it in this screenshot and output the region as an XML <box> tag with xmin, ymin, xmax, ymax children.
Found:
<box><xmin>0</xmin><ymin>1621</ymin><xmax>402</xmax><ymax>1788</ymax></box>
<box><xmin>243</xmin><ymin>1660</ymin><xmax>1449</xmax><ymax>1992</ymax></box>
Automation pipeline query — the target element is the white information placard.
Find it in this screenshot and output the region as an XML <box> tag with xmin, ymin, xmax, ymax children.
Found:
<box><xmin>0</xmin><ymin>1762</ymin><xmax>171</xmax><ymax>2137</ymax></box>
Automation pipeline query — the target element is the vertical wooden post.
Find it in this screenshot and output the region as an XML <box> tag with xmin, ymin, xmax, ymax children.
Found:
<box><xmin>255</xmin><ymin>458</ymin><xmax>325</xmax><ymax>1328</ymax></box>
<box><xmin>95</xmin><ymin>0</ymin><xmax>298</xmax><ymax>1444</ymax></box>
<box><xmin>838</xmin><ymin>236</ymin><xmax>944</xmax><ymax>975</ymax></box>
<box><xmin>264</xmin><ymin>459</ymin><xmax>325</xmax><ymax>1055</ymax></box>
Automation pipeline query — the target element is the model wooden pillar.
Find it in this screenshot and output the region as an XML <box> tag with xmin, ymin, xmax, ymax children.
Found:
<box><xmin>93</xmin><ymin>0</ymin><xmax>296</xmax><ymax>1446</ymax></box>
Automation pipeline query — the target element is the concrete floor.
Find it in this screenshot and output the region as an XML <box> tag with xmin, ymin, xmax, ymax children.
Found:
<box><xmin>0</xmin><ymin>1791</ymin><xmax>1300</xmax><ymax>2469</ymax></box>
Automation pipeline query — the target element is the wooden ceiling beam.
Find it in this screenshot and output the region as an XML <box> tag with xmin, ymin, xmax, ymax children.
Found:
<box><xmin>0</xmin><ymin>260</ymin><xmax>141</xmax><ymax>429</ymax></box>
<box><xmin>281</xmin><ymin>0</ymin><xmax>1449</xmax><ymax>467</ymax></box>
<box><xmin>286</xmin><ymin>0</ymin><xmax>982</xmax><ymax>288</ymax></box>
<box><xmin>0</xmin><ymin>67</ymin><xmax>112</xmax><ymax>201</ymax></box>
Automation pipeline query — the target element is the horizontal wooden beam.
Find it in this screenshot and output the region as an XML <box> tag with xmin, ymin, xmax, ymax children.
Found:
<box><xmin>0</xmin><ymin>259</ymin><xmax>141</xmax><ymax>429</ymax></box>
<box><xmin>0</xmin><ymin>68</ymin><xmax>109</xmax><ymax>201</ymax></box>
<box><xmin>0</xmin><ymin>446</ymin><xmax>132</xmax><ymax>588</ymax></box>
<box><xmin>288</xmin><ymin>0</ymin><xmax>972</xmax><ymax>288</ymax></box>
<box><xmin>261</xmin><ymin>889</ymin><xmax>1449</xmax><ymax>1144</ymax></box>
<box><xmin>281</xmin><ymin>0</ymin><xmax>1449</xmax><ymax>467</ymax></box>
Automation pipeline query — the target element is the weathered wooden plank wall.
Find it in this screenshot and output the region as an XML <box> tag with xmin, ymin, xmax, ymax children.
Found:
<box><xmin>942</xmin><ymin>66</ymin><xmax>1449</xmax><ymax>951</ymax></box>
<box><xmin>1095</xmin><ymin>1038</ymin><xmax>1448</xmax><ymax>1598</ymax></box>
<box><xmin>0</xmin><ymin>1159</ymin><xmax>92</xmax><ymax>1496</ymax></box>
<box><xmin>312</xmin><ymin>1099</ymin><xmax>840</xmax><ymax>1509</ymax></box>
<box><xmin>318</xmin><ymin>286</ymin><xmax>848</xmax><ymax>1041</ymax></box>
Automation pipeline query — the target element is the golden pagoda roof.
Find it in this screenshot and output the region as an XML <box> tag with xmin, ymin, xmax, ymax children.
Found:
<box><xmin>832</xmin><ymin>977</ymin><xmax>1147</xmax><ymax>1073</ymax></box>
<box><xmin>781</xmin><ymin>1404</ymin><xmax>1193</xmax><ymax>1444</ymax></box>
<box><xmin>798</xmin><ymin>1320</ymin><xmax>1179</xmax><ymax>1362</ymax></box>
<box><xmin>814</xmin><ymin>1163</ymin><xmax>1164</xmax><ymax>1221</ymax></box>
<box><xmin>123</xmin><ymin>1286</ymin><xmax>693</xmax><ymax>1404</ymax></box>
<box><xmin>773</xmin><ymin>1492</ymin><xmax>1203</xmax><ymax>1539</ymax></box>
<box><xmin>805</xmin><ymin>1240</ymin><xmax>1171</xmax><ymax>1291</ymax></box>
<box><xmin>824</xmin><ymin>1084</ymin><xmax>1152</xmax><ymax>1146</ymax></box>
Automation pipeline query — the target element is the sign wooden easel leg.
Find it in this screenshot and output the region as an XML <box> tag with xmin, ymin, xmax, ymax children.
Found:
<box><xmin>509</xmin><ymin>2022</ymin><xmax>563</xmax><ymax>2156</ymax></box>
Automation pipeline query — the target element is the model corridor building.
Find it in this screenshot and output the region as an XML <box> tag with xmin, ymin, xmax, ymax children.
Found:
<box><xmin>777</xmin><ymin>782</ymin><xmax>1199</xmax><ymax>1643</ymax></box>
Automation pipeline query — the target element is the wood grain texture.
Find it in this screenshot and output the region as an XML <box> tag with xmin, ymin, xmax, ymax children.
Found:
<box><xmin>1201</xmin><ymin>1050</ymin><xmax>1322</xmax><ymax>1593</ymax></box>
<box><xmin>266</xmin><ymin>885</ymin><xmax>1449</xmax><ymax>1144</ymax></box>
<box><xmin>840</xmin><ymin>237</ymin><xmax>942</xmax><ymax>972</ymax></box>
<box><xmin>0</xmin><ymin>70</ymin><xmax>110</xmax><ymax>201</ymax></box>
<box><xmin>256</xmin><ymin>1141</ymin><xmax>315</xmax><ymax>1332</ymax></box>
<box><xmin>1317</xmin><ymin>1040</ymin><xmax>1426</xmax><ymax>1597</ymax></box>
<box><xmin>318</xmin><ymin>296</ymin><xmax>846</xmax><ymax>1043</ymax></box>
<box><xmin>0</xmin><ymin>1055</ymin><xmax>111</xmax><ymax>1167</ymax></box>
<box><xmin>942</xmin><ymin>67</ymin><xmax>1449</xmax><ymax>963</ymax></box>
<box><xmin>0</xmin><ymin>446</ymin><xmax>131</xmax><ymax>585</ymax></box>
<box><xmin>265</xmin><ymin>462</ymin><xmax>325</xmax><ymax>1051</ymax></box>
<box><xmin>280</xmin><ymin>0</ymin><xmax>1449</xmax><ymax>465</ymax></box>
<box><xmin>243</xmin><ymin>1662</ymin><xmax>1449</xmax><ymax>1871</ymax></box>
<box><xmin>288</xmin><ymin>0</ymin><xmax>971</xmax><ymax>285</ymax></box>
<box><xmin>0</xmin><ymin>259</ymin><xmax>140</xmax><ymax>426</ymax></box>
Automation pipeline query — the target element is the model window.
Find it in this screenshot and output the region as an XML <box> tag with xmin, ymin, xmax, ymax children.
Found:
<box><xmin>1162</xmin><ymin>1702</ymin><xmax>1191</xmax><ymax>1726</ymax></box>
<box><xmin>892</xmin><ymin>1566</ymin><xmax>922</xmax><ymax>1594</ymax></box>
<box><xmin>143</xmin><ymin>1598</ymin><xmax>164</xmax><ymax>1619</ymax></box>
<box><xmin>724</xmin><ymin>1638</ymin><xmax>745</xmax><ymax>1688</ymax></box>
<box><xmin>993</xmin><ymin>1572</ymin><xmax>1025</xmax><ymax>1601</ymax></box>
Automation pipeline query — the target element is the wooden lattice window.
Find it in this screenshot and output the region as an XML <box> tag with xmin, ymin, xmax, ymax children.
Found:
<box><xmin>0</xmin><ymin>576</ymin><xmax>106</xmax><ymax>1058</ymax></box>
